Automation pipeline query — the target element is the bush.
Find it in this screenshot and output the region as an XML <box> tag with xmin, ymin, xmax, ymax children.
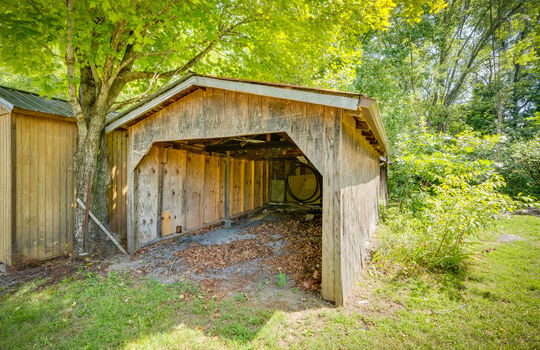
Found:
<box><xmin>378</xmin><ymin>174</ymin><xmax>514</xmax><ymax>269</ymax></box>
<box><xmin>379</xmin><ymin>132</ymin><xmax>517</xmax><ymax>270</ymax></box>
<box><xmin>497</xmin><ymin>136</ymin><xmax>540</xmax><ymax>198</ymax></box>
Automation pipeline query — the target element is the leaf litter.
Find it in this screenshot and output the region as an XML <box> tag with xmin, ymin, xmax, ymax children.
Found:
<box><xmin>173</xmin><ymin>212</ymin><xmax>323</xmax><ymax>291</ymax></box>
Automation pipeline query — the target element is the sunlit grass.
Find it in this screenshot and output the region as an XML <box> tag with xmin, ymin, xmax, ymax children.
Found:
<box><xmin>0</xmin><ymin>215</ymin><xmax>538</xmax><ymax>349</ymax></box>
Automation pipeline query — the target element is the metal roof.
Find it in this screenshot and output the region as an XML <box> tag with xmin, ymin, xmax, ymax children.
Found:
<box><xmin>0</xmin><ymin>85</ymin><xmax>72</xmax><ymax>117</ymax></box>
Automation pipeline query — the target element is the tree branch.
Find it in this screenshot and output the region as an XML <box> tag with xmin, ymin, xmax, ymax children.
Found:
<box><xmin>444</xmin><ymin>2</ymin><xmax>523</xmax><ymax>105</ymax></box>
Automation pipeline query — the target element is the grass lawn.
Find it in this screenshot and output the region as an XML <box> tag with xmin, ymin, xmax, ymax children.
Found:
<box><xmin>1</xmin><ymin>215</ymin><xmax>538</xmax><ymax>349</ymax></box>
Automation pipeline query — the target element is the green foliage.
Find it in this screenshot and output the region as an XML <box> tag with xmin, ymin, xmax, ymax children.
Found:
<box><xmin>233</xmin><ymin>293</ymin><xmax>247</xmax><ymax>303</ymax></box>
<box><xmin>380</xmin><ymin>132</ymin><xmax>516</xmax><ymax>269</ymax></box>
<box><xmin>0</xmin><ymin>0</ymin><xmax>445</xmax><ymax>101</ymax></box>
<box><xmin>354</xmin><ymin>0</ymin><xmax>539</xmax><ymax>143</ymax></box>
<box><xmin>276</xmin><ymin>273</ymin><xmax>287</xmax><ymax>288</ymax></box>
<box><xmin>497</xmin><ymin>136</ymin><xmax>540</xmax><ymax>198</ymax></box>
<box><xmin>389</xmin><ymin>131</ymin><xmax>504</xmax><ymax>210</ymax></box>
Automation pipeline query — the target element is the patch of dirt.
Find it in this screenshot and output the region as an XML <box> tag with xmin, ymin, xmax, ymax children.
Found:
<box><xmin>104</xmin><ymin>209</ymin><xmax>328</xmax><ymax>310</ymax></box>
<box><xmin>497</xmin><ymin>234</ymin><xmax>525</xmax><ymax>242</ymax></box>
<box><xmin>0</xmin><ymin>257</ymin><xmax>78</xmax><ymax>295</ymax></box>
<box><xmin>251</xmin><ymin>215</ymin><xmax>323</xmax><ymax>291</ymax></box>
<box><xmin>175</xmin><ymin>239</ymin><xmax>273</xmax><ymax>272</ymax></box>
<box><xmin>512</xmin><ymin>207</ymin><xmax>540</xmax><ymax>217</ymax></box>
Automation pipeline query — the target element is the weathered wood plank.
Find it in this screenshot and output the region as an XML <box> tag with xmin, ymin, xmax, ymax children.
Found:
<box><xmin>0</xmin><ymin>112</ymin><xmax>12</xmax><ymax>265</ymax></box>
<box><xmin>134</xmin><ymin>146</ymin><xmax>160</xmax><ymax>246</ymax></box>
<box><xmin>185</xmin><ymin>152</ymin><xmax>204</xmax><ymax>229</ymax></box>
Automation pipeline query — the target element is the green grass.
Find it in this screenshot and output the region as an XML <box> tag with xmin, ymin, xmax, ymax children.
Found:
<box><xmin>1</xmin><ymin>215</ymin><xmax>538</xmax><ymax>349</ymax></box>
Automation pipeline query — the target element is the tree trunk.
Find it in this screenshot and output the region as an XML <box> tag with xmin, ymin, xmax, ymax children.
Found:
<box><xmin>496</xmin><ymin>90</ymin><xmax>503</xmax><ymax>135</ymax></box>
<box><xmin>73</xmin><ymin>118</ymin><xmax>106</xmax><ymax>257</ymax></box>
<box><xmin>88</xmin><ymin>136</ymin><xmax>112</xmax><ymax>254</ymax></box>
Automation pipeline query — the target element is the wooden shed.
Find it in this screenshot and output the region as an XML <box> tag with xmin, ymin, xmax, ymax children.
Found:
<box><xmin>0</xmin><ymin>86</ymin><xmax>77</xmax><ymax>266</ymax></box>
<box><xmin>105</xmin><ymin>73</ymin><xmax>389</xmax><ymax>305</ymax></box>
<box><xmin>0</xmin><ymin>85</ymin><xmax>130</xmax><ymax>267</ymax></box>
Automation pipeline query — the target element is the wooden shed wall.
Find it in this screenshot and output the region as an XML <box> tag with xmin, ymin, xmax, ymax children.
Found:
<box><xmin>0</xmin><ymin>110</ymin><xmax>12</xmax><ymax>265</ymax></box>
<box><xmin>106</xmin><ymin>130</ymin><xmax>128</xmax><ymax>241</ymax></box>
<box><xmin>338</xmin><ymin>113</ymin><xmax>380</xmax><ymax>303</ymax></box>
<box><xmin>12</xmin><ymin>113</ymin><xmax>76</xmax><ymax>263</ymax></box>
<box><xmin>129</xmin><ymin>88</ymin><xmax>328</xmax><ymax>175</ymax></box>
<box><xmin>133</xmin><ymin>144</ymin><xmax>268</xmax><ymax>248</ymax></box>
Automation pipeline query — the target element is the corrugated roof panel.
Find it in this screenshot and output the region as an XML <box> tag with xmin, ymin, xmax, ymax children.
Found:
<box><xmin>0</xmin><ymin>86</ymin><xmax>72</xmax><ymax>117</ymax></box>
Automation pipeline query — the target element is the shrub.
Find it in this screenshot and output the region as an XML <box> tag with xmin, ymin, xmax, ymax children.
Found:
<box><xmin>379</xmin><ymin>132</ymin><xmax>518</xmax><ymax>270</ymax></box>
<box><xmin>378</xmin><ymin>174</ymin><xmax>514</xmax><ymax>269</ymax></box>
<box><xmin>496</xmin><ymin>136</ymin><xmax>540</xmax><ymax>198</ymax></box>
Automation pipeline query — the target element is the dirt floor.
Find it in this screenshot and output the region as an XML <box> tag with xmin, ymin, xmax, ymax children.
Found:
<box><xmin>104</xmin><ymin>208</ymin><xmax>331</xmax><ymax>310</ymax></box>
<box><xmin>0</xmin><ymin>207</ymin><xmax>331</xmax><ymax>310</ymax></box>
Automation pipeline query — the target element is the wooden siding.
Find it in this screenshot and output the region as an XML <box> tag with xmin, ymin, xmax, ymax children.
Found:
<box><xmin>13</xmin><ymin>113</ymin><xmax>76</xmax><ymax>263</ymax></box>
<box><xmin>338</xmin><ymin>113</ymin><xmax>380</xmax><ymax>303</ymax></box>
<box><xmin>0</xmin><ymin>110</ymin><xmax>12</xmax><ymax>265</ymax></box>
<box><xmin>133</xmin><ymin>144</ymin><xmax>267</xmax><ymax>248</ymax></box>
<box><xmin>106</xmin><ymin>130</ymin><xmax>128</xmax><ymax>241</ymax></box>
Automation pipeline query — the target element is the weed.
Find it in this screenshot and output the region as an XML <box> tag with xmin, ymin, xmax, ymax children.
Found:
<box><xmin>276</xmin><ymin>273</ymin><xmax>286</xmax><ymax>288</ymax></box>
<box><xmin>233</xmin><ymin>293</ymin><xmax>247</xmax><ymax>303</ymax></box>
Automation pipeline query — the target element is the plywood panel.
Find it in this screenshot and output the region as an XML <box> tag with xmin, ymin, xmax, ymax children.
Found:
<box><xmin>203</xmin><ymin>155</ymin><xmax>220</xmax><ymax>225</ymax></box>
<box><xmin>134</xmin><ymin>146</ymin><xmax>159</xmax><ymax>246</ymax></box>
<box><xmin>185</xmin><ymin>152</ymin><xmax>204</xmax><ymax>229</ymax></box>
<box><xmin>162</xmin><ymin>148</ymin><xmax>186</xmax><ymax>234</ymax></box>
<box><xmin>244</xmin><ymin>161</ymin><xmax>254</xmax><ymax>212</ymax></box>
<box><xmin>231</xmin><ymin>158</ymin><xmax>244</xmax><ymax>215</ymax></box>
<box><xmin>13</xmin><ymin>113</ymin><xmax>76</xmax><ymax>263</ymax></box>
<box><xmin>253</xmin><ymin>161</ymin><xmax>262</xmax><ymax>208</ymax></box>
<box><xmin>0</xmin><ymin>113</ymin><xmax>12</xmax><ymax>265</ymax></box>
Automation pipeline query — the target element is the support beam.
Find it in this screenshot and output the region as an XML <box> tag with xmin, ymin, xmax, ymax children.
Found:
<box><xmin>205</xmin><ymin>140</ymin><xmax>295</xmax><ymax>153</ymax></box>
<box><xmin>223</xmin><ymin>151</ymin><xmax>232</xmax><ymax>227</ymax></box>
<box><xmin>156</xmin><ymin>147</ymin><xmax>167</xmax><ymax>238</ymax></box>
<box><xmin>76</xmin><ymin>198</ymin><xmax>128</xmax><ymax>256</ymax></box>
<box><xmin>353</xmin><ymin>118</ymin><xmax>369</xmax><ymax>130</ymax></box>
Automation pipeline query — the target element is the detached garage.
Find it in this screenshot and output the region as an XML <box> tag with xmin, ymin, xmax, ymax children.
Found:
<box><xmin>105</xmin><ymin>73</ymin><xmax>389</xmax><ymax>305</ymax></box>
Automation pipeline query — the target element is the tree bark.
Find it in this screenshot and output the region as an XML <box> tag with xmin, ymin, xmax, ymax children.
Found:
<box><xmin>72</xmin><ymin>115</ymin><xmax>107</xmax><ymax>257</ymax></box>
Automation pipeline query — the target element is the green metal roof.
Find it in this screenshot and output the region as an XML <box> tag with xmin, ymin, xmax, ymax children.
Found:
<box><xmin>0</xmin><ymin>85</ymin><xmax>72</xmax><ymax>117</ymax></box>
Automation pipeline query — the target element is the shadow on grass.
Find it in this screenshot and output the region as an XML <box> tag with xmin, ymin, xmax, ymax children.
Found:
<box><xmin>0</xmin><ymin>271</ymin><xmax>324</xmax><ymax>349</ymax></box>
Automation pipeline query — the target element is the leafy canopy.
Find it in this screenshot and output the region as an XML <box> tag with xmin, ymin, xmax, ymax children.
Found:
<box><xmin>0</xmin><ymin>0</ymin><xmax>444</xmax><ymax>105</ymax></box>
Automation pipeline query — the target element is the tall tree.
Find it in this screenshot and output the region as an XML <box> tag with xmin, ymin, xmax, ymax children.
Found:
<box><xmin>0</xmin><ymin>0</ymin><xmax>443</xmax><ymax>256</ymax></box>
<box><xmin>355</xmin><ymin>0</ymin><xmax>538</xmax><ymax>136</ymax></box>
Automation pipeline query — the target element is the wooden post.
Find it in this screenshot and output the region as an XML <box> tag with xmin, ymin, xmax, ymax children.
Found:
<box><xmin>223</xmin><ymin>151</ymin><xmax>231</xmax><ymax>226</ymax></box>
<box><xmin>156</xmin><ymin>146</ymin><xmax>167</xmax><ymax>238</ymax></box>
<box><xmin>127</xmin><ymin>129</ymin><xmax>135</xmax><ymax>253</ymax></box>
<box><xmin>321</xmin><ymin>107</ymin><xmax>342</xmax><ymax>305</ymax></box>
